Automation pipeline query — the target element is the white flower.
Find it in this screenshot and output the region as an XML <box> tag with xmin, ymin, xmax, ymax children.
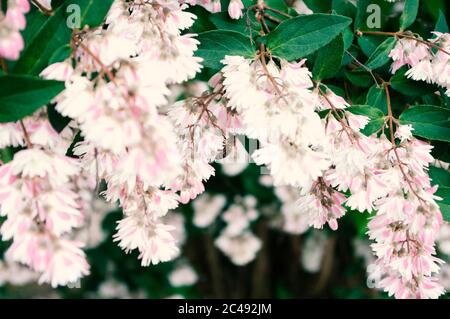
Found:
<box><xmin>38</xmin><ymin>239</ymin><xmax>90</xmax><ymax>288</ymax></box>
<box><xmin>215</xmin><ymin>232</ymin><xmax>262</xmax><ymax>266</ymax></box>
<box><xmin>168</xmin><ymin>264</ymin><xmax>198</xmax><ymax>287</ymax></box>
<box><xmin>192</xmin><ymin>193</ymin><xmax>226</xmax><ymax>228</ymax></box>
<box><xmin>395</xmin><ymin>124</ymin><xmax>414</xmax><ymax>142</ymax></box>
<box><xmin>114</xmin><ymin>214</ymin><xmax>179</xmax><ymax>266</ymax></box>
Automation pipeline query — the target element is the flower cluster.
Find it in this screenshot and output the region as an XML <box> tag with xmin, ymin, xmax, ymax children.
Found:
<box><xmin>216</xmin><ymin>51</ymin><xmax>444</xmax><ymax>298</ymax></box>
<box><xmin>0</xmin><ymin>112</ymin><xmax>90</xmax><ymax>287</ymax></box>
<box><xmin>214</xmin><ymin>196</ymin><xmax>262</xmax><ymax>266</ymax></box>
<box><xmin>40</xmin><ymin>0</ymin><xmax>222</xmax><ymax>268</ymax></box>
<box><xmin>389</xmin><ymin>33</ymin><xmax>450</xmax><ymax>96</ymax></box>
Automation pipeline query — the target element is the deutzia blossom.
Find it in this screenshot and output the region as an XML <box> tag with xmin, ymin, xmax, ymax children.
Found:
<box><xmin>0</xmin><ymin>115</ymin><xmax>90</xmax><ymax>287</ymax></box>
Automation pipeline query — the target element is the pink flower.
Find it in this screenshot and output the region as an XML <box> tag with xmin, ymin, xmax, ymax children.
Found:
<box><xmin>228</xmin><ymin>0</ymin><xmax>244</xmax><ymax>19</ymax></box>
<box><xmin>0</xmin><ymin>30</ymin><xmax>24</xmax><ymax>60</ymax></box>
<box><xmin>211</xmin><ymin>0</ymin><xmax>221</xmax><ymax>12</ymax></box>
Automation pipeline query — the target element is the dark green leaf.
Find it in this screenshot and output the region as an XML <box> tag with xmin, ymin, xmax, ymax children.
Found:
<box><xmin>365</xmin><ymin>37</ymin><xmax>397</xmax><ymax>70</ymax></box>
<box><xmin>47</xmin><ymin>104</ymin><xmax>71</xmax><ymax>133</ymax></box>
<box><xmin>0</xmin><ymin>75</ymin><xmax>64</xmax><ymax>122</ymax></box>
<box><xmin>354</xmin><ymin>0</ymin><xmax>394</xmax><ymax>31</ymax></box>
<box><xmin>357</xmin><ymin>36</ymin><xmax>385</xmax><ymax>58</ymax></box>
<box><xmin>365</xmin><ymin>85</ymin><xmax>387</xmax><ymax>114</ymax></box>
<box><xmin>313</xmin><ymin>34</ymin><xmax>344</xmax><ymax>80</ymax></box>
<box><xmin>267</xmin><ymin>14</ymin><xmax>352</xmax><ymax>61</ymax></box>
<box><xmin>186</xmin><ymin>6</ymin><xmax>216</xmax><ymax>34</ymax></box>
<box><xmin>432</xmin><ymin>141</ymin><xmax>450</xmax><ymax>162</ymax></box>
<box><xmin>400</xmin><ymin>0</ymin><xmax>419</xmax><ymax>30</ymax></box>
<box><xmin>303</xmin><ymin>0</ymin><xmax>331</xmax><ymax>13</ymax></box>
<box><xmin>436</xmin><ymin>10</ymin><xmax>449</xmax><ymax>33</ymax></box>
<box><xmin>436</xmin><ymin>187</ymin><xmax>450</xmax><ymax>221</ymax></box>
<box><xmin>196</xmin><ymin>30</ymin><xmax>255</xmax><ymax>70</ymax></box>
<box><xmin>209</xmin><ymin>12</ymin><xmax>258</xmax><ymax>36</ymax></box>
<box><xmin>344</xmin><ymin>69</ymin><xmax>373</xmax><ymax>88</ymax></box>
<box><xmin>429</xmin><ymin>166</ymin><xmax>450</xmax><ymax>186</ymax></box>
<box><xmin>49</xmin><ymin>45</ymin><xmax>72</xmax><ymax>64</ymax></box>
<box><xmin>332</xmin><ymin>0</ymin><xmax>357</xmax><ymax>18</ymax></box>
<box><xmin>342</xmin><ymin>27</ymin><xmax>354</xmax><ymax>51</ymax></box>
<box><xmin>78</xmin><ymin>0</ymin><xmax>114</xmax><ymax>28</ymax></box>
<box><xmin>14</xmin><ymin>4</ymin><xmax>72</xmax><ymax>75</ymax></box>
<box><xmin>391</xmin><ymin>66</ymin><xmax>437</xmax><ymax>97</ymax></box>
<box><xmin>399</xmin><ymin>105</ymin><xmax>450</xmax><ymax>142</ymax></box>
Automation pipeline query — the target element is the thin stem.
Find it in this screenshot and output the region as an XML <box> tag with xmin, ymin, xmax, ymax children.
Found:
<box><xmin>317</xmin><ymin>86</ymin><xmax>356</xmax><ymax>143</ymax></box>
<box><xmin>358</xmin><ymin>30</ymin><xmax>450</xmax><ymax>56</ymax></box>
<box><xmin>345</xmin><ymin>49</ymin><xmax>380</xmax><ymax>87</ymax></box>
<box><xmin>383</xmin><ymin>82</ymin><xmax>427</xmax><ymax>203</ymax></box>
<box><xmin>259</xmin><ymin>43</ymin><xmax>286</xmax><ymax>101</ymax></box>
<box><xmin>19</xmin><ymin>120</ymin><xmax>33</xmax><ymax>148</ymax></box>
<box><xmin>263</xmin><ymin>5</ymin><xmax>292</xmax><ymax>18</ymax></box>
<box><xmin>357</xmin><ymin>30</ymin><xmax>398</xmax><ymax>37</ymax></box>
<box><xmin>75</xmin><ymin>40</ymin><xmax>117</xmax><ymax>84</ymax></box>
<box><xmin>260</xmin><ymin>14</ymin><xmax>271</xmax><ymax>33</ymax></box>
<box><xmin>263</xmin><ymin>13</ymin><xmax>281</xmax><ymax>24</ymax></box>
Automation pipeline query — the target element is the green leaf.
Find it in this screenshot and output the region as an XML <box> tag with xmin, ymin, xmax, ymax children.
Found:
<box><xmin>196</xmin><ymin>30</ymin><xmax>255</xmax><ymax>71</ymax></box>
<box><xmin>313</xmin><ymin>34</ymin><xmax>344</xmax><ymax>80</ymax></box>
<box><xmin>435</xmin><ymin>10</ymin><xmax>449</xmax><ymax>33</ymax></box>
<box><xmin>432</xmin><ymin>141</ymin><xmax>450</xmax><ymax>163</ymax></box>
<box><xmin>399</xmin><ymin>105</ymin><xmax>450</xmax><ymax>142</ymax></box>
<box><xmin>400</xmin><ymin>0</ymin><xmax>419</xmax><ymax>30</ymax></box>
<box><xmin>342</xmin><ymin>27</ymin><xmax>354</xmax><ymax>51</ymax></box>
<box><xmin>354</xmin><ymin>0</ymin><xmax>394</xmax><ymax>31</ymax></box>
<box><xmin>14</xmin><ymin>4</ymin><xmax>72</xmax><ymax>75</ymax></box>
<box><xmin>14</xmin><ymin>0</ymin><xmax>113</xmax><ymax>75</ymax></box>
<box><xmin>357</xmin><ymin>36</ymin><xmax>385</xmax><ymax>58</ymax></box>
<box><xmin>263</xmin><ymin>0</ymin><xmax>289</xmax><ymax>12</ymax></box>
<box><xmin>365</xmin><ymin>37</ymin><xmax>397</xmax><ymax>70</ymax></box>
<box><xmin>346</xmin><ymin>105</ymin><xmax>385</xmax><ymax>135</ymax></box>
<box><xmin>348</xmin><ymin>210</ymin><xmax>370</xmax><ymax>238</ymax></box>
<box><xmin>365</xmin><ymin>85</ymin><xmax>387</xmax><ymax>114</ymax></box>
<box><xmin>303</xmin><ymin>0</ymin><xmax>331</xmax><ymax>13</ymax></box>
<box><xmin>78</xmin><ymin>0</ymin><xmax>114</xmax><ymax>28</ymax></box>
<box><xmin>436</xmin><ymin>187</ymin><xmax>450</xmax><ymax>221</ymax></box>
<box><xmin>391</xmin><ymin>66</ymin><xmax>437</xmax><ymax>97</ymax></box>
<box><xmin>267</xmin><ymin>14</ymin><xmax>352</xmax><ymax>61</ymax></box>
<box><xmin>430</xmin><ymin>166</ymin><xmax>450</xmax><ymax>220</ymax></box>
<box><xmin>429</xmin><ymin>166</ymin><xmax>450</xmax><ymax>186</ymax></box>
<box><xmin>428</xmin><ymin>166</ymin><xmax>450</xmax><ymax>220</ymax></box>
<box><xmin>0</xmin><ymin>75</ymin><xmax>64</xmax><ymax>123</ymax></box>
<box><xmin>209</xmin><ymin>12</ymin><xmax>258</xmax><ymax>36</ymax></box>
<box><xmin>186</xmin><ymin>5</ymin><xmax>216</xmax><ymax>34</ymax></box>
<box><xmin>344</xmin><ymin>69</ymin><xmax>373</xmax><ymax>88</ymax></box>
<box><xmin>49</xmin><ymin>45</ymin><xmax>72</xmax><ymax>64</ymax></box>
<box><xmin>332</xmin><ymin>0</ymin><xmax>357</xmax><ymax>18</ymax></box>
<box><xmin>47</xmin><ymin>104</ymin><xmax>71</xmax><ymax>133</ymax></box>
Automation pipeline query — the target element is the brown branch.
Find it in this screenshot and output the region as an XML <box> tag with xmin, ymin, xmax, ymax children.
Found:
<box><xmin>19</xmin><ymin>120</ymin><xmax>33</xmax><ymax>148</ymax></box>
<box><xmin>75</xmin><ymin>41</ymin><xmax>117</xmax><ymax>84</ymax></box>
<box><xmin>263</xmin><ymin>5</ymin><xmax>292</xmax><ymax>18</ymax></box>
<box><xmin>263</xmin><ymin>13</ymin><xmax>282</xmax><ymax>25</ymax></box>
<box><xmin>357</xmin><ymin>30</ymin><xmax>450</xmax><ymax>56</ymax></box>
<box><xmin>383</xmin><ymin>82</ymin><xmax>427</xmax><ymax>203</ymax></box>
